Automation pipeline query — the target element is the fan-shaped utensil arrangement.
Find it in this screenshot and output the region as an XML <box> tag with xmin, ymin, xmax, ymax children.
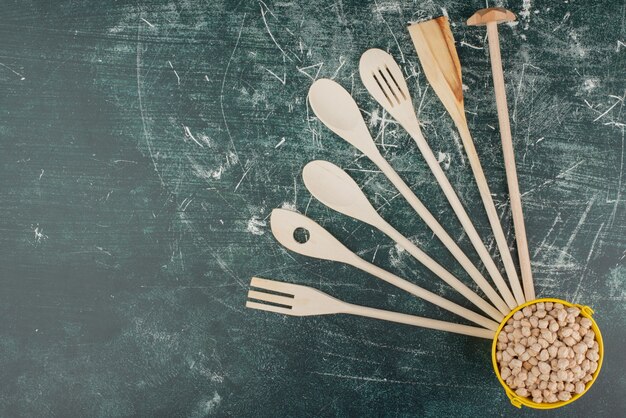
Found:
<box><xmin>245</xmin><ymin>8</ymin><xmax>604</xmax><ymax>410</ymax></box>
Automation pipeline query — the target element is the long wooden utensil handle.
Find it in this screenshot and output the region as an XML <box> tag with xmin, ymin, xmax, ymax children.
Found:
<box><xmin>377</xmin><ymin>221</ymin><xmax>504</xmax><ymax>322</ymax></box>
<box><xmin>303</xmin><ymin>159</ymin><xmax>505</xmax><ymax>320</ymax></box>
<box><xmin>351</xmin><ymin>256</ymin><xmax>500</xmax><ymax>330</ymax></box>
<box><xmin>407</xmin><ymin>16</ymin><xmax>525</xmax><ymax>306</ymax></box>
<box><xmin>405</xmin><ymin>125</ymin><xmax>518</xmax><ymax>309</ymax></box>
<box><xmin>344</xmin><ymin>303</ymin><xmax>495</xmax><ymax>339</ymax></box>
<box><xmin>458</xmin><ymin>124</ymin><xmax>526</xmax><ymax>305</ymax></box>
<box><xmin>269</xmin><ymin>208</ymin><xmax>500</xmax><ymax>329</ymax></box>
<box><xmin>486</xmin><ymin>22</ymin><xmax>535</xmax><ymax>301</ymax></box>
<box><xmin>369</xmin><ymin>153</ymin><xmax>511</xmax><ymax>315</ymax></box>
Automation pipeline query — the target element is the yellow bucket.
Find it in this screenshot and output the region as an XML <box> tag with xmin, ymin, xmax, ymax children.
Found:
<box><xmin>491</xmin><ymin>298</ymin><xmax>604</xmax><ymax>409</ymax></box>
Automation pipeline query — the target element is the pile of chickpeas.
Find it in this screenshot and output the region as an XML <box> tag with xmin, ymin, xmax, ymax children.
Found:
<box><xmin>495</xmin><ymin>301</ymin><xmax>599</xmax><ymax>404</ymax></box>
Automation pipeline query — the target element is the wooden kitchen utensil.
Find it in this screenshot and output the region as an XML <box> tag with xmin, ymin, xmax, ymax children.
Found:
<box><xmin>308</xmin><ymin>79</ymin><xmax>510</xmax><ymax>316</ymax></box>
<box><xmin>247</xmin><ymin>277</ymin><xmax>496</xmax><ymax>339</ymax></box>
<box><xmin>302</xmin><ymin>159</ymin><xmax>505</xmax><ymax>321</ymax></box>
<box><xmin>467</xmin><ymin>8</ymin><xmax>535</xmax><ymax>301</ymax></box>
<box><xmin>270</xmin><ymin>208</ymin><xmax>499</xmax><ymax>330</ymax></box>
<box><xmin>359</xmin><ymin>49</ymin><xmax>517</xmax><ymax>309</ymax></box>
<box><xmin>408</xmin><ymin>16</ymin><xmax>526</xmax><ymax>305</ymax></box>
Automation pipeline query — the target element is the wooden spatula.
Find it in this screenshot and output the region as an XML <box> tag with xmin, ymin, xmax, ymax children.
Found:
<box><xmin>408</xmin><ymin>16</ymin><xmax>526</xmax><ymax>306</ymax></box>
<box><xmin>359</xmin><ymin>49</ymin><xmax>517</xmax><ymax>309</ymax></box>
<box><xmin>270</xmin><ymin>208</ymin><xmax>499</xmax><ymax>330</ymax></box>
<box><xmin>302</xmin><ymin>159</ymin><xmax>505</xmax><ymax>320</ymax></box>
<box><xmin>247</xmin><ymin>277</ymin><xmax>495</xmax><ymax>339</ymax></box>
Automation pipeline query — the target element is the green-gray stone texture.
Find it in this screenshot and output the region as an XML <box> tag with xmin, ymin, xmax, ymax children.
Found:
<box><xmin>0</xmin><ymin>0</ymin><xmax>624</xmax><ymax>416</ymax></box>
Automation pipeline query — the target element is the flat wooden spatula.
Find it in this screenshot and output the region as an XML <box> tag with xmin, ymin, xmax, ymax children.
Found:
<box><xmin>408</xmin><ymin>17</ymin><xmax>526</xmax><ymax>306</ymax></box>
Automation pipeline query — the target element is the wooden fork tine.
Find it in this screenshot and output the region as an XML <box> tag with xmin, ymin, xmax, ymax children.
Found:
<box><xmin>247</xmin><ymin>290</ymin><xmax>293</xmax><ymax>307</ymax></box>
<box><xmin>245</xmin><ymin>300</ymin><xmax>292</xmax><ymax>315</ymax></box>
<box><xmin>250</xmin><ymin>276</ymin><xmax>296</xmax><ymax>294</ymax></box>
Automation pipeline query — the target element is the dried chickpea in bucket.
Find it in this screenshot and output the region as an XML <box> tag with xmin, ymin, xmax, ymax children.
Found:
<box><xmin>495</xmin><ymin>301</ymin><xmax>600</xmax><ymax>405</ymax></box>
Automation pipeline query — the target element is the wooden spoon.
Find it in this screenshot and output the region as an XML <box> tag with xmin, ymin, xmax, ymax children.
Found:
<box><xmin>302</xmin><ymin>159</ymin><xmax>505</xmax><ymax>321</ymax></box>
<box><xmin>308</xmin><ymin>79</ymin><xmax>511</xmax><ymax>315</ymax></box>
<box><xmin>270</xmin><ymin>208</ymin><xmax>500</xmax><ymax>330</ymax></box>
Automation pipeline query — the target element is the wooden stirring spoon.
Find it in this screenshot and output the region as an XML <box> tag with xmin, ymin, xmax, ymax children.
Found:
<box><xmin>302</xmin><ymin>160</ymin><xmax>504</xmax><ymax>321</ymax></box>
<box><xmin>270</xmin><ymin>208</ymin><xmax>500</xmax><ymax>330</ymax></box>
<box><xmin>308</xmin><ymin>79</ymin><xmax>511</xmax><ymax>315</ymax></box>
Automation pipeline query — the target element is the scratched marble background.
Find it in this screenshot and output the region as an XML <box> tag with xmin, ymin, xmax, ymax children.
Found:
<box><xmin>0</xmin><ymin>0</ymin><xmax>624</xmax><ymax>416</ymax></box>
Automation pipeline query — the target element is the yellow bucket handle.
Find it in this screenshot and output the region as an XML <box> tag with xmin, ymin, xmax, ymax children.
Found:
<box><xmin>506</xmin><ymin>392</ymin><xmax>523</xmax><ymax>408</ymax></box>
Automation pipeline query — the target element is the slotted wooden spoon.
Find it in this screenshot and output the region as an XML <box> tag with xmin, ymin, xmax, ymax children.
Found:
<box><xmin>359</xmin><ymin>49</ymin><xmax>517</xmax><ymax>309</ymax></box>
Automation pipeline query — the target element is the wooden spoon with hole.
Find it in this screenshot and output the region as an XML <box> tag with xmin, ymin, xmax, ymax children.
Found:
<box><xmin>270</xmin><ymin>208</ymin><xmax>500</xmax><ymax>330</ymax></box>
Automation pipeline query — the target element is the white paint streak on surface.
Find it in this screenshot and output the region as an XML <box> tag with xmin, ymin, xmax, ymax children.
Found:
<box><xmin>183</xmin><ymin>126</ymin><xmax>204</xmax><ymax>147</ymax></box>
<box><xmin>247</xmin><ymin>217</ymin><xmax>266</xmax><ymax>235</ymax></box>
<box><xmin>33</xmin><ymin>225</ymin><xmax>48</xmax><ymax>245</ymax></box>
<box><xmin>0</xmin><ymin>62</ymin><xmax>26</xmax><ymax>80</ymax></box>
<box><xmin>167</xmin><ymin>60</ymin><xmax>180</xmax><ymax>84</ymax></box>
<box><xmin>234</xmin><ymin>164</ymin><xmax>252</xmax><ymax>192</ymax></box>
<box><xmin>263</xmin><ymin>66</ymin><xmax>286</xmax><ymax>85</ymax></box>
<box><xmin>136</xmin><ymin>12</ymin><xmax>165</xmax><ymax>186</ymax></box>
<box><xmin>297</xmin><ymin>62</ymin><xmax>323</xmax><ymax>81</ymax></box>
<box><xmin>280</xmin><ymin>201</ymin><xmax>297</xmax><ymax>211</ymax></box>
<box><xmin>140</xmin><ymin>17</ymin><xmax>154</xmax><ymax>27</ymax></box>
<box><xmin>460</xmin><ymin>41</ymin><xmax>483</xmax><ymax>50</ymax></box>
<box><xmin>275</xmin><ymin>137</ymin><xmax>286</xmax><ymax>148</ymax></box>
<box><xmin>556</xmin><ymin>196</ymin><xmax>596</xmax><ymax>265</ymax></box>
<box><xmin>437</xmin><ymin>151</ymin><xmax>451</xmax><ymax>170</ymax></box>
<box><xmin>519</xmin><ymin>0</ymin><xmax>532</xmax><ymax>29</ymax></box>
<box><xmin>593</xmin><ymin>95</ymin><xmax>623</xmax><ymax>122</ymax></box>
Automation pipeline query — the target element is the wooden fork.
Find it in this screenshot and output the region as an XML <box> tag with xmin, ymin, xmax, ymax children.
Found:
<box><xmin>246</xmin><ymin>277</ymin><xmax>495</xmax><ymax>339</ymax></box>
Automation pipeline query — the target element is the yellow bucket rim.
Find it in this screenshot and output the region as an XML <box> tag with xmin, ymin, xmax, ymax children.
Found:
<box><xmin>491</xmin><ymin>297</ymin><xmax>604</xmax><ymax>409</ymax></box>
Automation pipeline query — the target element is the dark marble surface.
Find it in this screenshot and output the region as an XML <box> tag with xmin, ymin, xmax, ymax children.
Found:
<box><xmin>0</xmin><ymin>0</ymin><xmax>624</xmax><ymax>416</ymax></box>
